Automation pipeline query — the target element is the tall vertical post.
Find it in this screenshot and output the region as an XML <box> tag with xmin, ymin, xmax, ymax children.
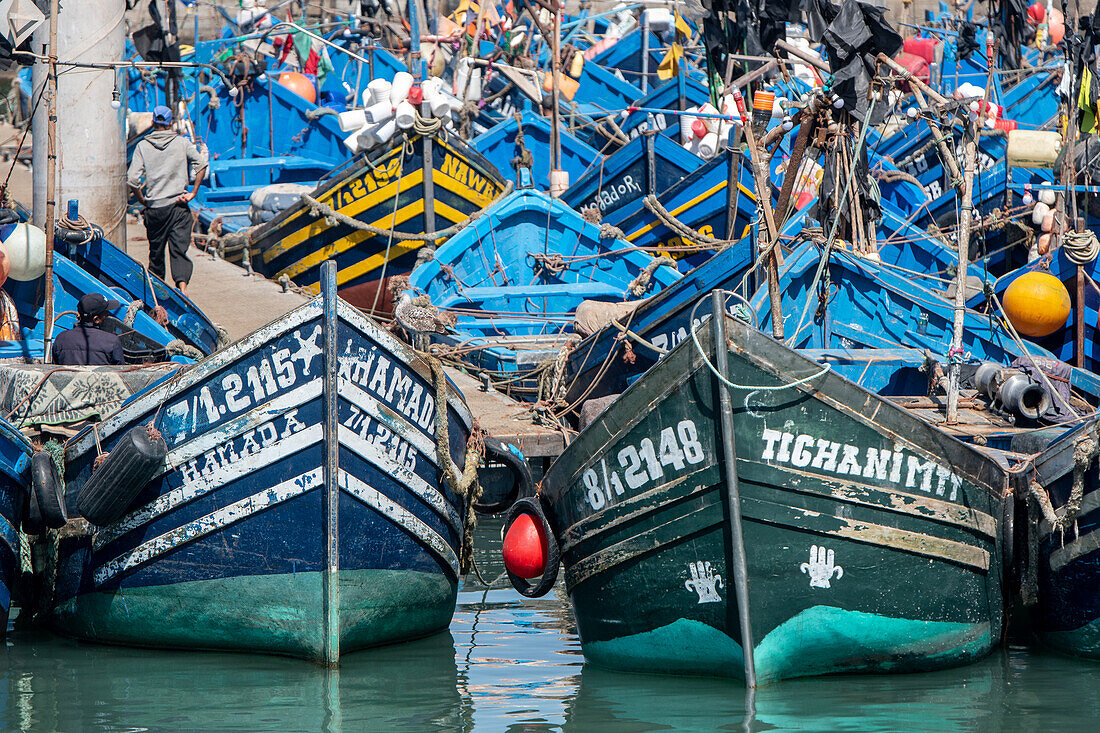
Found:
<box><xmin>410</xmin><ymin>0</ymin><xmax>435</xmax><ymax>235</ymax></box>
<box><xmin>946</xmin><ymin>39</ymin><xmax>995</xmax><ymax>424</ymax></box>
<box><xmin>321</xmin><ymin>260</ymin><xmax>341</xmax><ymax>667</ymax></box>
<box><xmin>709</xmin><ymin>291</ymin><xmax>756</xmax><ymax>688</ymax></box>
<box><xmin>550</xmin><ymin>0</ymin><xmax>562</xmax><ymax>176</ymax></box>
<box><xmin>43</xmin><ymin>0</ymin><xmax>59</xmax><ymax>362</ymax></box>
<box><xmin>640</xmin><ymin>15</ymin><xmax>650</xmax><ymax>95</ymax></box>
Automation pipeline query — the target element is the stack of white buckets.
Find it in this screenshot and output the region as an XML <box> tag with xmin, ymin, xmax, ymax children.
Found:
<box><xmin>337</xmin><ymin>70</ymin><xmax>467</xmax><ymax>154</ymax></box>
<box><xmin>674</xmin><ymin>92</ymin><xmax>785</xmax><ymax>160</ymax></box>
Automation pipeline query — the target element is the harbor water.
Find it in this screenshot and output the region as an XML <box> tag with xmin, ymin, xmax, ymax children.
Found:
<box><xmin>3</xmin><ymin>517</ymin><xmax>1100</xmax><ymax>732</ymax></box>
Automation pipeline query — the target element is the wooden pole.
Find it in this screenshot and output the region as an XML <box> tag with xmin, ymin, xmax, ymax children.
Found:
<box><xmin>730</xmin><ymin>88</ymin><xmax>783</xmax><ymax>339</ymax></box>
<box><xmin>321</xmin><ymin>260</ymin><xmax>341</xmax><ymax>667</ymax></box>
<box><xmin>410</xmin><ymin>0</ymin><xmax>434</xmax><ymax>234</ymax></box>
<box><xmin>550</xmin><ymin>0</ymin><xmax>562</xmax><ymax>175</ymax></box>
<box><xmin>43</xmin><ymin>0</ymin><xmax>59</xmax><ymax>362</ymax></box>
<box><xmin>946</xmin><ymin>40</ymin><xmax>996</xmax><ymax>424</ymax></box>
<box><xmin>710</xmin><ymin>291</ymin><xmax>756</xmax><ymax>688</ymax></box>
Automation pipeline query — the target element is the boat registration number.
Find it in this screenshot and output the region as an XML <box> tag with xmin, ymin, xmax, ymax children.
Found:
<box><xmin>581</xmin><ymin>419</ymin><xmax>706</xmax><ymax>511</ymax></box>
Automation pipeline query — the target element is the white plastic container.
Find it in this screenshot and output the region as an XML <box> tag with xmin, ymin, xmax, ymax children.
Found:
<box><xmin>367</xmin><ymin>78</ymin><xmax>392</xmax><ymax>106</ymax></box>
<box><xmin>698</xmin><ymin>132</ymin><xmax>719</xmax><ymax>158</ymax></box>
<box><xmin>1007</xmin><ymin>130</ymin><xmax>1063</xmax><ymax>169</ymax></box>
<box><xmin>364</xmin><ymin>101</ymin><xmax>394</xmax><ymax>124</ymax></box>
<box><xmin>679</xmin><ymin>106</ymin><xmax>698</xmax><ymax>143</ymax></box>
<box><xmin>1032</xmin><ymin>200</ymin><xmax>1051</xmax><ymax>226</ymax></box>
<box><xmin>549</xmin><ymin>169</ymin><xmax>570</xmax><ymax>198</ymax></box>
<box><xmin>338</xmin><ymin>109</ymin><xmax>367</xmax><ymax>132</ymax></box>
<box><xmin>344</xmin><ymin>129</ymin><xmax>364</xmax><ymax>153</ymax></box>
<box><xmin>371</xmin><ymin>118</ymin><xmax>397</xmax><ymax>146</ymax></box>
<box><xmin>395</xmin><ymin>100</ymin><xmax>417</xmax><ymax>129</ymax></box>
<box><xmin>1038</xmin><ymin>187</ymin><xmax>1057</xmax><ymax>206</ymax></box>
<box><xmin>698</xmin><ymin>102</ymin><xmax>720</xmax><ymax>134</ymax></box>
<box><xmin>390</xmin><ymin>72</ymin><xmax>414</xmax><ymax>106</ymax></box>
<box><xmin>643</xmin><ymin>7</ymin><xmax>673</xmax><ymax>33</ymax></box>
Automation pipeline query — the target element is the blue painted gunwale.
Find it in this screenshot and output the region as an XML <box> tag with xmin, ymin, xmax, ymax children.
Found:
<box><xmin>562</xmin><ymin>133</ymin><xmax>703</xmax><ymax>221</ymax></box>
<box><xmin>54</xmin><ymin>280</ymin><xmax>475</xmax><ymax>660</ymax></box>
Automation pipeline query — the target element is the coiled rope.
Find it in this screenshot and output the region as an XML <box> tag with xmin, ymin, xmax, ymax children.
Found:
<box><xmin>642</xmin><ymin>195</ymin><xmax>732</xmax><ymax>246</ymax></box>
<box><xmin>1063</xmin><ymin>229</ymin><xmax>1100</xmax><ymax>265</ymax></box>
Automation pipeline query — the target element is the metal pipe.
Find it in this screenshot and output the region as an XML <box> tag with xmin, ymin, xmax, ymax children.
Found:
<box><xmin>709</xmin><ymin>290</ymin><xmax>756</xmax><ymax>688</ymax></box>
<box><xmin>774</xmin><ymin>39</ymin><xmax>831</xmax><ymax>74</ymax></box>
<box><xmin>43</xmin><ymin>0</ymin><xmax>58</xmax><ymax>362</ymax></box>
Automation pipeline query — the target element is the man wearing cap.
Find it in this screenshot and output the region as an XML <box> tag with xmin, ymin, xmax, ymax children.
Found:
<box><xmin>52</xmin><ymin>294</ymin><xmax>125</xmax><ymax>366</ymax></box>
<box><xmin>127</xmin><ymin>105</ymin><xmax>208</xmax><ymax>296</ymax></box>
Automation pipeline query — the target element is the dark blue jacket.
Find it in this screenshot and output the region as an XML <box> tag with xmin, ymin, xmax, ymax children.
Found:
<box><xmin>52</xmin><ymin>325</ymin><xmax>125</xmax><ymax>366</ymax></box>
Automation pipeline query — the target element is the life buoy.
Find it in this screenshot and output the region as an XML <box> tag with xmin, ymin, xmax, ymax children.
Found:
<box><xmin>77</xmin><ymin>425</ymin><xmax>167</xmax><ymax>526</ymax></box>
<box><xmin>474</xmin><ymin>437</ymin><xmax>533</xmax><ymax>515</ymax></box>
<box><xmin>31</xmin><ymin>451</ymin><xmax>66</xmax><ymax>529</ymax></box>
<box><xmin>503</xmin><ymin>496</ymin><xmax>559</xmax><ymax>597</ymax></box>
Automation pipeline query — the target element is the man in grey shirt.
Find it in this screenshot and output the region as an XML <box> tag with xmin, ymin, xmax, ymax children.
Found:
<box><xmin>127</xmin><ymin>105</ymin><xmax>208</xmax><ymax>296</ymax></box>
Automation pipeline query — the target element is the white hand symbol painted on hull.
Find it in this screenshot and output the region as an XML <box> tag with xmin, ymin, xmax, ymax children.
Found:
<box><xmin>800</xmin><ymin>545</ymin><xmax>844</xmax><ymax>589</ymax></box>
<box><xmin>685</xmin><ymin>561</ymin><xmax>724</xmax><ymax>603</ymax></box>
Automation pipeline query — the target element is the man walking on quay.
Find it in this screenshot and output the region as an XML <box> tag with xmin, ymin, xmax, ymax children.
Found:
<box><xmin>127</xmin><ymin>105</ymin><xmax>208</xmax><ymax>296</ymax></box>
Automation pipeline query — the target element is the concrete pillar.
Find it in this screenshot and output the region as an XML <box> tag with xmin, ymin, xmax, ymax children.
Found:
<box><xmin>32</xmin><ymin>0</ymin><xmax>127</xmax><ymax>248</ymax></box>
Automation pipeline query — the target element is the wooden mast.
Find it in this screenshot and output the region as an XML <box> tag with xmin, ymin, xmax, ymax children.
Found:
<box><xmin>946</xmin><ymin>38</ymin><xmax>997</xmax><ymax>424</ymax></box>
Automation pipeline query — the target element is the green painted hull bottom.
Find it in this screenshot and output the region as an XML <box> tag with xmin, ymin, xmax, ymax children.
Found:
<box><xmin>51</xmin><ymin>569</ymin><xmax>457</xmax><ymax>661</ymax></box>
<box><xmin>583</xmin><ymin>606</ymin><xmax>992</xmax><ymax>683</ymax></box>
<box><xmin>1040</xmin><ymin>617</ymin><xmax>1100</xmax><ymax>659</ymax></box>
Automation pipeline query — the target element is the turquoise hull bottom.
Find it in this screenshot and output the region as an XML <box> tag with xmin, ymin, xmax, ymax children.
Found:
<box><xmin>51</xmin><ymin>569</ymin><xmax>456</xmax><ymax>662</ymax></box>
<box><xmin>583</xmin><ymin>606</ymin><xmax>992</xmax><ymax>684</ymax></box>
<box><xmin>1039</xmin><ymin>617</ymin><xmax>1100</xmax><ymax>659</ymax></box>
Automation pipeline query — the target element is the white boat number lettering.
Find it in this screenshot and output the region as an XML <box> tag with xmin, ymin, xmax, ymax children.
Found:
<box><xmin>185</xmin><ymin>326</ymin><xmax>321</xmax><ymax>425</ymax></box>
<box><xmin>760</xmin><ymin>428</ymin><xmax>962</xmax><ymax>501</ymax></box>
<box><xmin>583</xmin><ymin>420</ymin><xmax>705</xmax><ymax>510</ymax></box>
<box><xmin>583</xmin><ymin>174</ymin><xmax>642</xmax><ymax>215</ymax></box>
<box><xmin>343</xmin><ymin>404</ymin><xmax>417</xmax><ymax>470</ymax></box>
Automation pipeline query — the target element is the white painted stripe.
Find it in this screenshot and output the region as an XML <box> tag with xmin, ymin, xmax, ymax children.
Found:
<box><xmin>339</xmin><ymin>470</ymin><xmax>459</xmax><ymax>575</ymax></box>
<box><xmin>336</xmin><ymin>301</ymin><xmax>473</xmax><ymax>427</ymax></box>
<box><xmin>94</xmin><ymin>467</ymin><xmax>324</xmax><ymax>585</ymax></box>
<box><xmin>338</xmin><ymin>378</ymin><xmax>437</xmax><ymax>461</ymax></box>
<box><xmin>70</xmin><ymin>301</ymin><xmax>323</xmax><ymax>457</ymax></box>
<box><xmin>1050</xmin><ymin>526</ymin><xmax>1100</xmax><ymax>572</ymax></box>
<box><xmin>337</xmin><ymin>425</ymin><xmax>461</xmax><ymax>533</ymax></box>
<box><xmin>93</xmin><ymin>425</ymin><xmax>324</xmax><ymax>551</ymax></box>
<box><xmin>1041</xmin><ymin>488</ymin><xmax>1100</xmax><ymax>537</ymax></box>
<box><xmin>163</xmin><ymin>379</ymin><xmax>322</xmax><ymax>467</ymax></box>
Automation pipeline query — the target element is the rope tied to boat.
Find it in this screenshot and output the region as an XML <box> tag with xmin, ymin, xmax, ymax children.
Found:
<box><xmin>428</xmin><ymin>354</ymin><xmax>483</xmax><ymax>574</ymax></box>
<box><xmin>122</xmin><ymin>300</ymin><xmax>143</xmax><ymax>327</ymax></box>
<box><xmin>199</xmin><ymin>85</ymin><xmax>220</xmax><ymax>110</ymax></box>
<box><xmin>299</xmin><ymin>181</ymin><xmax>514</xmax><ymax>242</ymax></box>
<box><xmin>642</xmin><ymin>195</ymin><xmax>731</xmax><ymax>246</ymax></box>
<box><xmin>413</xmin><ymin>112</ymin><xmax>444</xmax><ymax>138</ymax></box>
<box><xmin>304</xmin><ymin>106</ymin><xmax>338</xmax><ymax>120</ymax></box>
<box><xmin>531</xmin><ymin>252</ymin><xmax>567</xmax><ymax>276</ymax></box>
<box><xmin>598</xmin><ymin>223</ymin><xmax>626</xmax><ymax>240</ymax></box>
<box><xmin>628</xmin><ymin>255</ymin><xmax>676</xmax><ymax>297</ymax></box>
<box><xmin>166</xmin><ymin>339</ymin><xmax>205</xmax><ymax>360</ymax></box>
<box><xmin>1029</xmin><ymin>427</ymin><xmax>1099</xmax><ymax>541</ymax></box>
<box><xmin>1063</xmin><ymin>229</ymin><xmax>1100</xmax><ymax>265</ymax></box>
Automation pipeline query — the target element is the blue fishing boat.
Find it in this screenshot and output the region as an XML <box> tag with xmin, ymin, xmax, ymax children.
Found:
<box><xmin>406</xmin><ymin>186</ymin><xmax>680</xmax><ymax>400</ymax></box>
<box><xmin>470</xmin><ymin>111</ymin><xmax>601</xmax><ymax>191</ymax></box>
<box><xmin>51</xmin><ymin>212</ymin><xmax>225</xmax><ymax>356</ymax></box>
<box><xmin>562</xmin><ymin>132</ymin><xmax>703</xmax><ymax>222</ymax></box>
<box><xmin>50</xmin><ymin>263</ymin><xmax>507</xmax><ymax>662</ymax></box>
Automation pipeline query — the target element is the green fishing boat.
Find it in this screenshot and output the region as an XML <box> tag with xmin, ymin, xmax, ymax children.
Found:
<box><xmin>510</xmin><ymin>300</ymin><xmax>1010</xmax><ymax>684</ymax></box>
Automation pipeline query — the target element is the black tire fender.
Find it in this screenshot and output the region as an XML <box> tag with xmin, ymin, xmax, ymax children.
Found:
<box><xmin>503</xmin><ymin>496</ymin><xmax>560</xmax><ymax>598</ymax></box>
<box><xmin>77</xmin><ymin>425</ymin><xmax>167</xmax><ymax>526</ymax></box>
<box><xmin>31</xmin><ymin>451</ymin><xmax>66</xmax><ymax>529</ymax></box>
<box><xmin>475</xmin><ymin>438</ymin><xmax>533</xmax><ymax>515</ymax></box>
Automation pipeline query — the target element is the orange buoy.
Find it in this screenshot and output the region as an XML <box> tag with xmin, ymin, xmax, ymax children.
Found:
<box><xmin>1049</xmin><ymin>9</ymin><xmax>1065</xmax><ymax>45</ymax></box>
<box><xmin>1003</xmin><ymin>271</ymin><xmax>1071</xmax><ymax>338</ymax></box>
<box><xmin>502</xmin><ymin>513</ymin><xmax>547</xmax><ymax>579</ymax></box>
<box><xmin>278</xmin><ymin>72</ymin><xmax>316</xmax><ymax>104</ymax></box>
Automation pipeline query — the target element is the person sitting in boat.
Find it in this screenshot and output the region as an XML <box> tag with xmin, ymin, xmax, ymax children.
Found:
<box><xmin>127</xmin><ymin>105</ymin><xmax>207</xmax><ymax>297</ymax></box>
<box><xmin>52</xmin><ymin>293</ymin><xmax>125</xmax><ymax>366</ymax></box>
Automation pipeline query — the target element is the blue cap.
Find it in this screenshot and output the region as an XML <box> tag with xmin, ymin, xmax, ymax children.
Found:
<box><xmin>152</xmin><ymin>105</ymin><xmax>172</xmax><ymax>124</ymax></box>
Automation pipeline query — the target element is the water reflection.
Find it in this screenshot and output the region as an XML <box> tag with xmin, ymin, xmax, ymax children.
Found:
<box><xmin>2</xmin><ymin>514</ymin><xmax>1100</xmax><ymax>731</ymax></box>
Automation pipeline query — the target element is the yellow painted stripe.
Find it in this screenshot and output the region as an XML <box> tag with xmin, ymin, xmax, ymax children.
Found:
<box><xmin>433</xmin><ymin>167</ymin><xmax>502</xmax><ymax>208</ymax></box>
<box><xmin>329</xmin><ymin>201</ymin><xmax>468</xmax><ymax>286</ymax></box>
<box><xmin>626</xmin><ymin>180</ymin><xmax>756</xmax><ymax>242</ymax></box>
<box><xmin>267</xmin><ymin>148</ymin><xmax>407</xmax><ymax>235</ymax></box>
<box><xmin>276</xmin><ymin>199</ymin><xmax>426</xmax><ymax>279</ymax></box>
<box><xmin>262</xmin><ymin>169</ymin><xmax>425</xmax><ymax>265</ymax></box>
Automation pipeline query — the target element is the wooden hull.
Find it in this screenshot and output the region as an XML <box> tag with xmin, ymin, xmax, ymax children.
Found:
<box><xmin>544</xmin><ymin>313</ymin><xmax>1007</xmax><ymax>682</ymax></box>
<box><xmin>53</xmin><ymin>269</ymin><xmax>474</xmax><ymax>662</ymax></box>
<box><xmin>0</xmin><ymin>423</ymin><xmax>30</xmax><ymax>633</ymax></box>
<box><xmin>1026</xmin><ymin>421</ymin><xmax>1100</xmax><ymax>658</ymax></box>
<box><xmin>248</xmin><ymin>135</ymin><xmax>505</xmax><ymax>314</ymax></box>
